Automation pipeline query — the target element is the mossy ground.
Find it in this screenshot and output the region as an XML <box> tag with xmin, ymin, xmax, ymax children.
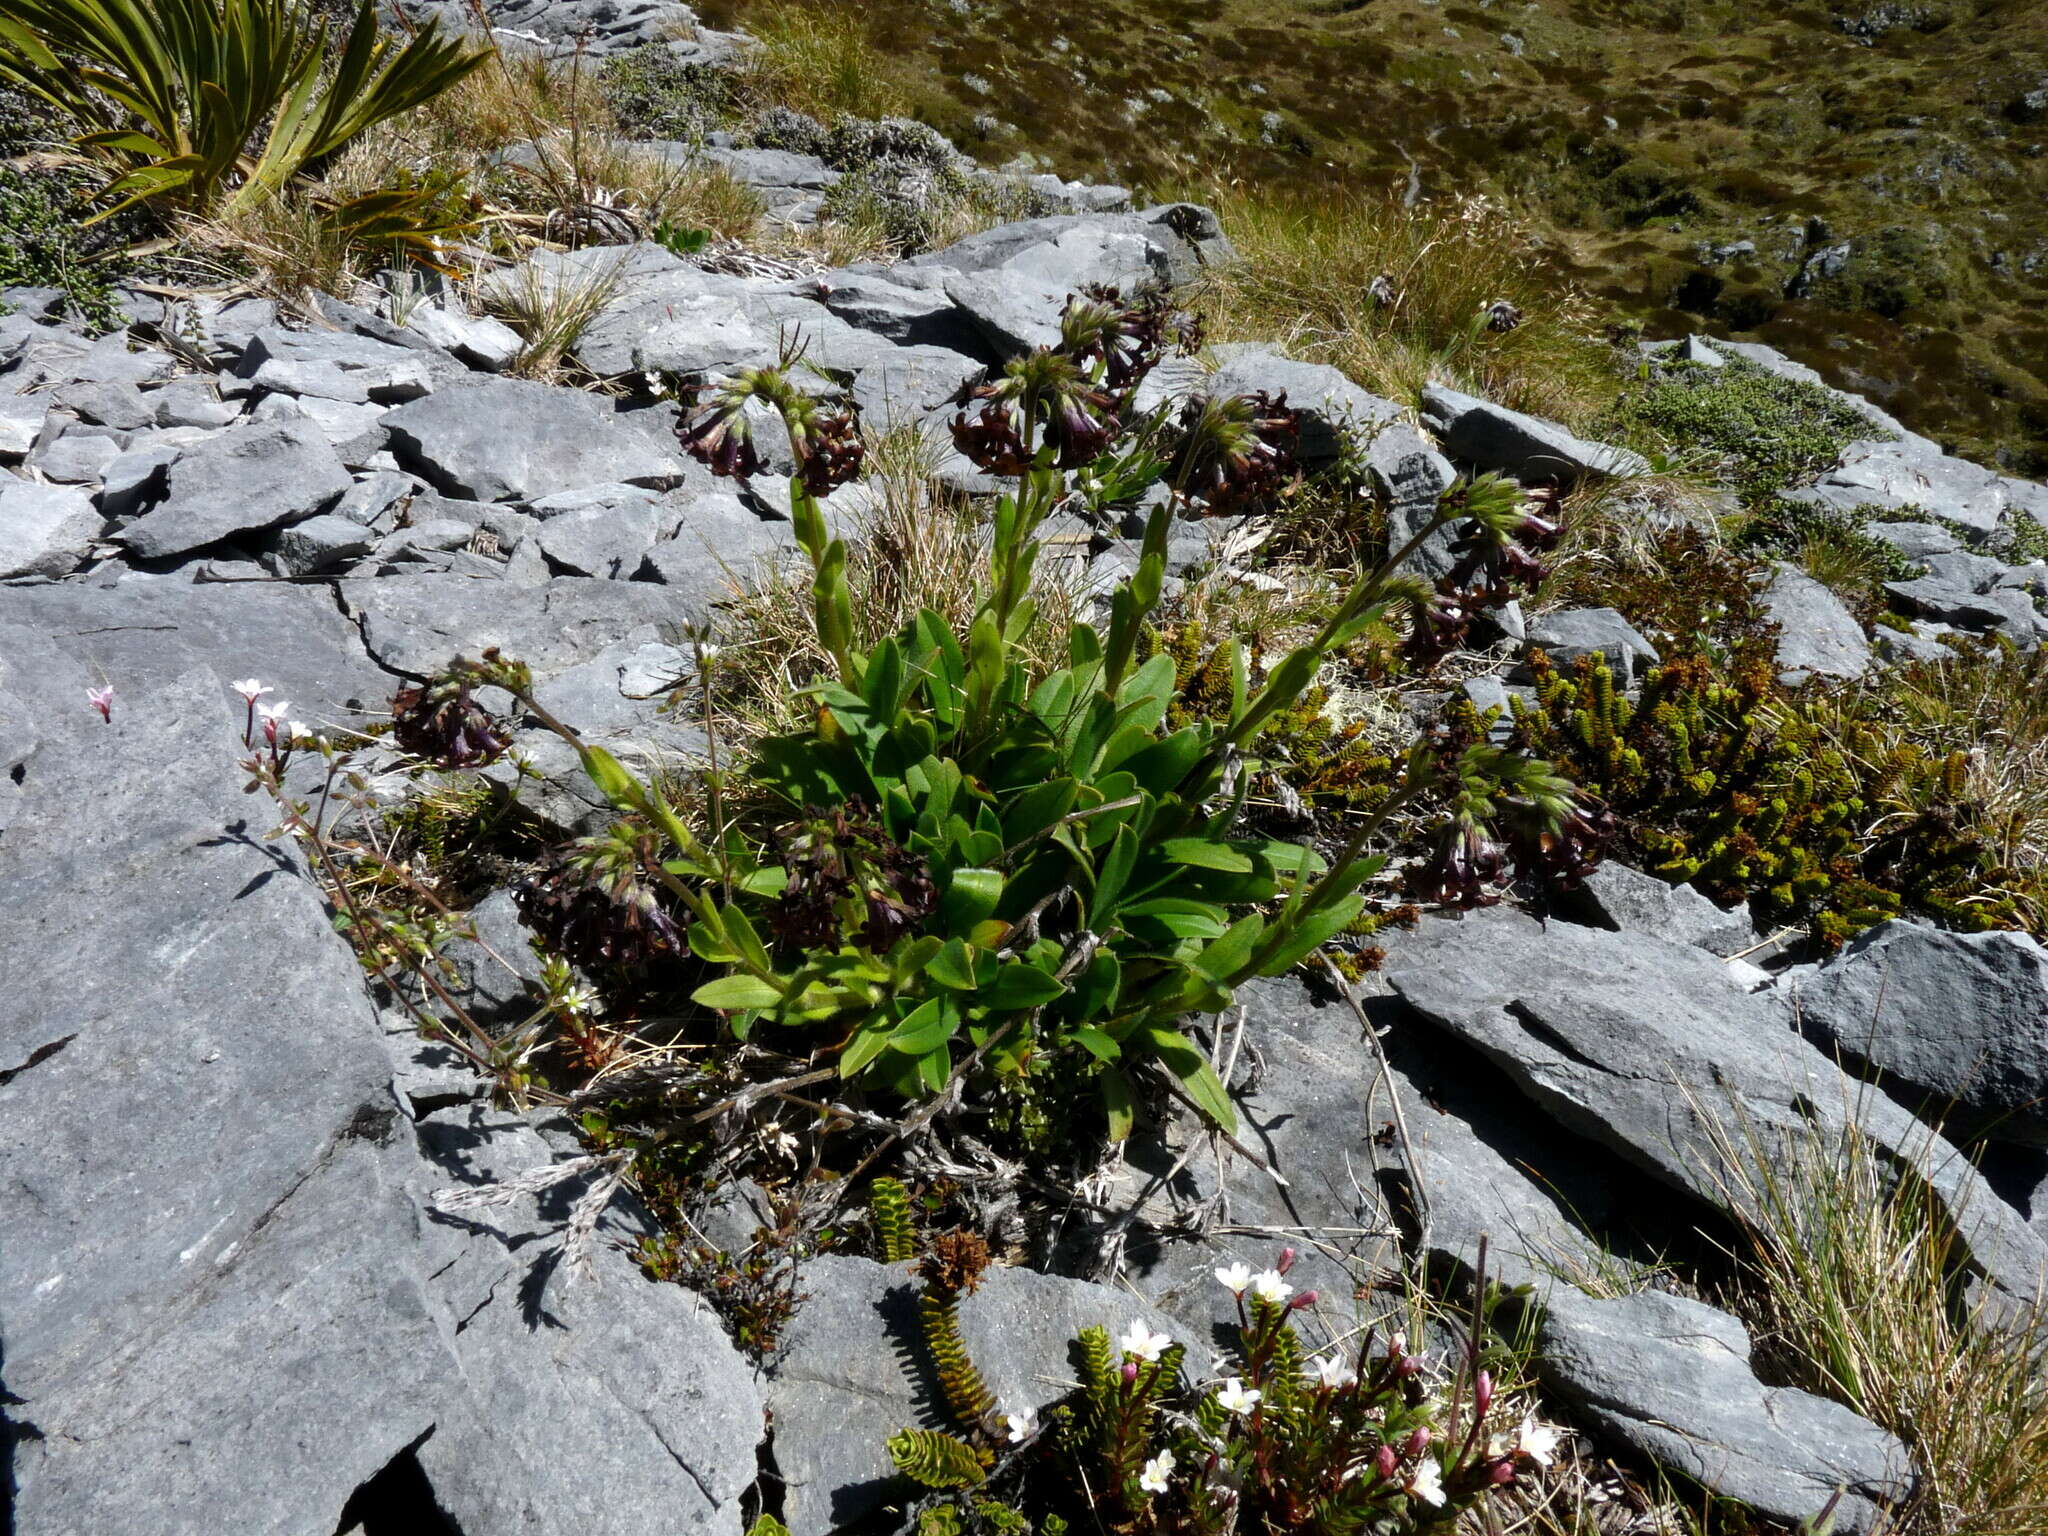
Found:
<box><xmin>703</xmin><ymin>0</ymin><xmax>2048</xmax><ymax>473</ymax></box>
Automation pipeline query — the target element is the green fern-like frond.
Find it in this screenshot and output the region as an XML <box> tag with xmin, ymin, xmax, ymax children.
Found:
<box><xmin>1075</xmin><ymin>1325</ymin><xmax>1117</xmax><ymax>1402</ymax></box>
<box><xmin>888</xmin><ymin>1427</ymin><xmax>989</xmax><ymax>1489</ymax></box>
<box><xmin>871</xmin><ymin>1176</ymin><xmax>917</xmax><ymax>1264</ymax></box>
<box><xmin>920</xmin><ymin>1290</ymin><xmax>997</xmax><ymax>1428</ymax></box>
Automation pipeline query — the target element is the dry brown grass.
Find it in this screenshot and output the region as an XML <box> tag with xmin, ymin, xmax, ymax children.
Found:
<box><xmin>1703</xmin><ymin>1101</ymin><xmax>2048</xmax><ymax>1536</ymax></box>
<box><xmin>1191</xmin><ymin>185</ymin><xmax>1619</xmax><ymax>430</ymax></box>
<box><xmin>724</xmin><ymin>1</ymin><xmax>909</xmax><ymax>122</ymax></box>
<box><xmin>711</xmin><ymin>426</ymin><xmax>1084</xmax><ymax>739</ymax></box>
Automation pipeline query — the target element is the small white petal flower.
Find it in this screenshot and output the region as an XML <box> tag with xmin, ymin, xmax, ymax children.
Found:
<box><xmin>559</xmin><ymin>985</ymin><xmax>600</xmax><ymax>1014</ymax></box>
<box><xmin>1405</xmin><ymin>1458</ymin><xmax>1446</xmax><ymax>1507</ymax></box>
<box><xmin>1214</xmin><ymin>1377</ymin><xmax>1261</xmax><ymax>1416</ymax></box>
<box><xmin>1001</xmin><ymin>1403</ymin><xmax>1038</xmax><ymax>1443</ymax></box>
<box><xmin>1137</xmin><ymin>1449</ymin><xmax>1176</xmax><ymax>1495</ymax></box>
<box><xmin>1517</xmin><ymin>1416</ymin><xmax>1561</xmax><ymax>1469</ymax></box>
<box><xmin>1306</xmin><ymin>1355</ymin><xmax>1358</xmax><ymax>1390</ymax></box>
<box><xmin>1249</xmin><ymin>1269</ymin><xmax>1293</xmax><ymax>1305</ymax></box>
<box><xmin>1213</xmin><ymin>1261</ymin><xmax>1253</xmax><ymax>1295</ymax></box>
<box><xmin>1119</xmin><ymin>1320</ymin><xmax>1172</xmax><ymax>1363</ymax></box>
<box><xmin>229</xmin><ymin>679</ymin><xmax>270</xmax><ymax>703</ymax></box>
<box><xmin>257</xmin><ymin>699</ymin><xmax>291</xmax><ymax>721</ymax></box>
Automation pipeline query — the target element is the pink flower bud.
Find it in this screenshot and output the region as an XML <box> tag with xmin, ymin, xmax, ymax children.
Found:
<box><xmin>1275</xmin><ymin>1246</ymin><xmax>1297</xmax><ymax>1276</ymax></box>
<box><xmin>1474</xmin><ymin>1369</ymin><xmax>1494</xmax><ymax>1418</ymax></box>
<box><xmin>1121</xmin><ymin>1360</ymin><xmax>1139</xmax><ymax>1384</ymax></box>
<box><xmin>1288</xmin><ymin>1290</ymin><xmax>1318</xmax><ymax>1311</ymax></box>
<box><xmin>1404</xmin><ymin>1428</ymin><xmax>1431</xmax><ymax>1458</ymax></box>
<box><xmin>1373</xmin><ymin>1445</ymin><xmax>1399</xmax><ymax>1482</ymax></box>
<box><xmin>1398</xmin><ymin>1354</ymin><xmax>1425</xmax><ymax>1378</ymax></box>
<box><xmin>1490</xmin><ymin>1458</ymin><xmax>1517</xmax><ymax>1485</ymax></box>
<box><xmin>87</xmin><ymin>685</ymin><xmax>113</xmax><ymax>723</ymax></box>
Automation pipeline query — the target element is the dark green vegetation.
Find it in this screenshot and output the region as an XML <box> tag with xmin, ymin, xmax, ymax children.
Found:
<box><xmin>704</xmin><ymin>0</ymin><xmax>2048</xmax><ymax>473</ymax></box>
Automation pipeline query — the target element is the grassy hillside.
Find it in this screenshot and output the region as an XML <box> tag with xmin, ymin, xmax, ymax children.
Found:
<box><xmin>705</xmin><ymin>0</ymin><xmax>2048</xmax><ymax>473</ymax></box>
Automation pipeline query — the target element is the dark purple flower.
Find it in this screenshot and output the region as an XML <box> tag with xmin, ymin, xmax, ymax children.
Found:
<box><xmin>675</xmin><ymin>385</ymin><xmax>765</xmax><ymax>481</ymax></box>
<box><xmin>390</xmin><ymin>679</ymin><xmax>511</xmax><ymax>770</ymax></box>
<box><xmin>1168</xmin><ymin>391</ymin><xmax>1302</xmax><ymax>515</ymax></box>
<box><xmin>515</xmin><ymin>833</ymin><xmax>687</xmax><ymax>972</ymax></box>
<box><xmin>1411</xmin><ymin>817</ymin><xmax>1508</xmax><ymax>908</ymax></box>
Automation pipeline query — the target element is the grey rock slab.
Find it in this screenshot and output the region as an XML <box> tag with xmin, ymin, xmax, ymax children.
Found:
<box><xmin>1875</xmin><ymin>619</ymin><xmax>1959</xmax><ymax>664</ymax></box>
<box><xmin>0</xmin><ymin>391</ymin><xmax>49</xmax><ymax>459</ymax></box>
<box><xmin>844</xmin><ymin>343</ymin><xmax>985</xmax><ymax>432</ymax></box>
<box><xmin>1422</xmin><ymin>384</ymin><xmax>1650</xmax><ymax>484</ymax></box>
<box><xmin>1521</xmin><ymin>607</ymin><xmax>1660</xmax><ymax>684</ymax></box>
<box><xmin>390</xmin><ymin>299</ymin><xmax>524</xmax><ymax>371</ymax></box>
<box><xmin>817</xmin><ymin>270</ymin><xmax>988</xmax><ymax>353</ymax></box>
<box><xmin>1380</xmin><ymin>907</ymin><xmax>2048</xmax><ymax>1306</ymax></box>
<box><xmin>1885</xmin><ymin>576</ymin><xmax>2043</xmax><ymax>639</ymax></box>
<box><xmin>112</xmin><ymin>418</ymin><xmax>353</xmax><ymax>560</ymax></box>
<box><xmin>250</xmin><ymin>390</ymin><xmax>390</xmax><ymax>466</ymax></box>
<box><xmin>0</xmin><ymin>658</ymin><xmax>445</xmax><ymax>1532</ymax></box>
<box><xmin>1761</xmin><ymin>561</ymin><xmax>1872</xmax><ymax>683</ymax></box>
<box><xmin>262</xmin><ymin>512</ymin><xmax>378</xmax><ymax>576</ymax></box>
<box><xmin>48</xmin><ymin>377</ymin><xmax>154</xmax><ymax>431</ymax></box>
<box><xmin>640</xmin><ymin>488</ymin><xmax>801</xmax><ymax>586</ymax></box>
<box><xmin>149</xmin><ymin>374</ymin><xmax>245</xmax><ymax>429</ymax></box>
<box><xmin>0</xmin><ymin>576</ymin><xmax>390</xmax><ymax>724</ymax></box>
<box><xmin>1865</xmin><ymin>520</ymin><xmax>1961</xmax><ymax>563</ymax></box>
<box><xmin>68</xmin><ymin>330</ymin><xmax>175</xmax><ymax>386</ymax></box>
<box><xmin>1792</xmin><ymin>437</ymin><xmax>2007</xmax><ymax>542</ymax></box>
<box><xmin>406</xmin><ymin>1103</ymin><xmax>764</xmax><ymax>1536</ymax></box>
<box><xmin>1561</xmin><ymin>861</ymin><xmax>1757</xmax><ymax>957</ymax></box>
<box><xmin>1793</xmin><ymin>920</ymin><xmax>2048</xmax><ymax>1146</ymax></box>
<box><xmin>1537</xmin><ymin>1287</ymin><xmax>1910</xmax><ymax>1534</ymax></box>
<box><xmin>768</xmin><ymin>1253</ymin><xmax>1178</xmax><ymax>1536</ymax></box>
<box><xmin>96</xmin><ymin>435</ymin><xmax>203</xmax><ymax>520</ymax></box>
<box><xmin>28</xmin><ymin>429</ymin><xmax>122</xmax><ymax>484</ymax></box>
<box><xmin>382</xmin><ymin>377</ymin><xmax>686</xmax><ymax>502</ymax></box>
<box><xmin>0</xmin><ymin>481</ymin><xmax>104</xmax><ymax>579</ymax></box>
<box><xmin>332</xmin><ymin>469</ymin><xmax>417</xmax><ymax>529</ymax></box>
<box><xmin>697</xmin><ymin>143</ymin><xmax>839</xmax><ymax>191</ymax></box>
<box><xmin>532</xmin><ymin>484</ymin><xmax>677</xmax><ymax>578</ymax></box>
<box><xmin>926</xmin><ymin>215</ymin><xmax>1189</xmax><ymax>357</ymax></box>
<box><xmin>341</xmin><ymin>572</ymin><xmax>719</xmax><ymax>681</ymax></box>
<box><xmin>1100</xmin><ymin>977</ymin><xmax>1623</xmax><ymax>1346</ymax></box>
<box><xmin>230</xmin><ymin>324</ymin><xmax>436</xmax><ymax>404</ymax></box>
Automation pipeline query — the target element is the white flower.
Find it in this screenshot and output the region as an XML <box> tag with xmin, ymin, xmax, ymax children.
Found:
<box><xmin>229</xmin><ymin>679</ymin><xmax>270</xmax><ymax>703</ymax></box>
<box><xmin>1213</xmin><ymin>1261</ymin><xmax>1253</xmax><ymax>1295</ymax></box>
<box><xmin>559</xmin><ymin>985</ymin><xmax>600</xmax><ymax>1014</ymax></box>
<box><xmin>1516</xmin><ymin>1416</ymin><xmax>1561</xmax><ymax>1469</ymax></box>
<box><xmin>1214</xmin><ymin>1377</ymin><xmax>1261</xmax><ymax>1416</ymax></box>
<box><xmin>1001</xmin><ymin>1403</ymin><xmax>1038</xmax><ymax>1443</ymax></box>
<box><xmin>1405</xmin><ymin>1458</ymin><xmax>1445</xmax><ymax>1507</ymax></box>
<box><xmin>1306</xmin><ymin>1355</ymin><xmax>1358</xmax><ymax>1390</ymax></box>
<box><xmin>1250</xmin><ymin>1269</ymin><xmax>1293</xmax><ymax>1305</ymax></box>
<box><xmin>1137</xmin><ymin>1449</ymin><xmax>1176</xmax><ymax>1495</ymax></box>
<box><xmin>1119</xmin><ymin>1320</ymin><xmax>1172</xmax><ymax>1362</ymax></box>
<box><xmin>257</xmin><ymin>699</ymin><xmax>291</xmax><ymax>721</ymax></box>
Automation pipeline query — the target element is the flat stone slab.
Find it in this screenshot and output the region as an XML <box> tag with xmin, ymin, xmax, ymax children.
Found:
<box><xmin>1538</xmin><ymin>1287</ymin><xmax>1910</xmax><ymax>1534</ymax></box>
<box><xmin>1380</xmin><ymin>907</ymin><xmax>2048</xmax><ymax>1307</ymax></box>
<box><xmin>1423</xmin><ymin>384</ymin><xmax>1650</xmax><ymax>484</ymax></box>
<box><xmin>112</xmin><ymin>418</ymin><xmax>352</xmax><ymax>560</ymax></box>
<box><xmin>382</xmin><ymin>376</ymin><xmax>687</xmax><ymax>502</ymax></box>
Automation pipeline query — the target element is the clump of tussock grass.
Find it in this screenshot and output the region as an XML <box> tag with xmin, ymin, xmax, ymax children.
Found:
<box><xmin>710</xmin><ymin>424</ymin><xmax>1084</xmax><ymax>740</ymax></box>
<box><xmin>1190</xmin><ymin>185</ymin><xmax>1618</xmax><ymax>430</ymax></box>
<box><xmin>1703</xmin><ymin>1100</ymin><xmax>2048</xmax><ymax>1536</ymax></box>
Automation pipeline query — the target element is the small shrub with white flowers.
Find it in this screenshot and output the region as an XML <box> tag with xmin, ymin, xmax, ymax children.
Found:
<box><xmin>889</xmin><ymin>1245</ymin><xmax>1555</xmax><ymax>1534</ymax></box>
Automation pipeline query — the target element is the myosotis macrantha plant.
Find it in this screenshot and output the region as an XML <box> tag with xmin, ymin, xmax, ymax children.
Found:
<box><xmin>414</xmin><ymin>288</ymin><xmax>1581</xmax><ymax>1137</ymax></box>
